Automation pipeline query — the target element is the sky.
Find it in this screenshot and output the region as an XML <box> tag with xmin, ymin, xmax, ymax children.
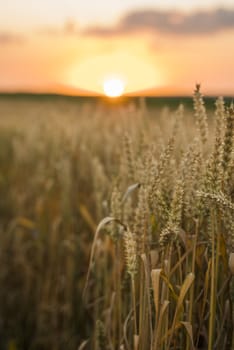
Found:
<box><xmin>1</xmin><ymin>0</ymin><xmax>234</xmax><ymax>95</ymax></box>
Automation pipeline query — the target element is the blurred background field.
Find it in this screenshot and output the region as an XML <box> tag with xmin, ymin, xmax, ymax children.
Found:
<box><xmin>0</xmin><ymin>92</ymin><xmax>233</xmax><ymax>349</ymax></box>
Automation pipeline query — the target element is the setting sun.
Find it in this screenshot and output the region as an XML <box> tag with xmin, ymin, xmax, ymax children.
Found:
<box><xmin>103</xmin><ymin>78</ymin><xmax>125</xmax><ymax>97</ymax></box>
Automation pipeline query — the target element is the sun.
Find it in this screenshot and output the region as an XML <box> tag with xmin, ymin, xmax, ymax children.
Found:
<box><xmin>103</xmin><ymin>78</ymin><xmax>125</xmax><ymax>97</ymax></box>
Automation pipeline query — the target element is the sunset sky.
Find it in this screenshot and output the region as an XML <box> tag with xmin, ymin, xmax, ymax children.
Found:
<box><xmin>1</xmin><ymin>0</ymin><xmax>234</xmax><ymax>95</ymax></box>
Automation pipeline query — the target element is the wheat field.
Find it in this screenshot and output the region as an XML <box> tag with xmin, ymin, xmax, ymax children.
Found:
<box><xmin>0</xmin><ymin>87</ymin><xmax>233</xmax><ymax>350</ymax></box>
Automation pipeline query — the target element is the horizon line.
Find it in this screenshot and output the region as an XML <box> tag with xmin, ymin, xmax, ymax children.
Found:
<box><xmin>0</xmin><ymin>91</ymin><xmax>233</xmax><ymax>98</ymax></box>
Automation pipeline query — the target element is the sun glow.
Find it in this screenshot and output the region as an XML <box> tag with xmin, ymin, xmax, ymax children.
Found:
<box><xmin>103</xmin><ymin>78</ymin><xmax>125</xmax><ymax>97</ymax></box>
<box><xmin>65</xmin><ymin>52</ymin><xmax>165</xmax><ymax>95</ymax></box>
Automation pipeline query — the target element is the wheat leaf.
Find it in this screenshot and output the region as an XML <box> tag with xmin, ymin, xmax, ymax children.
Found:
<box><xmin>122</xmin><ymin>183</ymin><xmax>141</xmax><ymax>204</ymax></box>
<box><xmin>181</xmin><ymin>321</ymin><xmax>195</xmax><ymax>349</ymax></box>
<box><xmin>83</xmin><ymin>216</ymin><xmax>124</xmax><ymax>300</ymax></box>
<box><xmin>78</xmin><ymin>339</ymin><xmax>89</xmax><ymax>350</ymax></box>
<box><xmin>151</xmin><ymin>269</ymin><xmax>163</xmax><ymax>322</ymax></box>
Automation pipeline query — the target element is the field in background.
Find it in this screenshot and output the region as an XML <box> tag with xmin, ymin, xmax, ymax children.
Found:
<box><xmin>0</xmin><ymin>89</ymin><xmax>233</xmax><ymax>350</ymax></box>
<box><xmin>1</xmin><ymin>92</ymin><xmax>233</xmax><ymax>110</ymax></box>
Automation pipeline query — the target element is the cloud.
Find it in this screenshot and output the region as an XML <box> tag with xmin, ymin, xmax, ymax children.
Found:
<box><xmin>84</xmin><ymin>8</ymin><xmax>234</xmax><ymax>36</ymax></box>
<box><xmin>39</xmin><ymin>19</ymin><xmax>79</xmax><ymax>36</ymax></box>
<box><xmin>0</xmin><ymin>32</ymin><xmax>25</xmax><ymax>45</ymax></box>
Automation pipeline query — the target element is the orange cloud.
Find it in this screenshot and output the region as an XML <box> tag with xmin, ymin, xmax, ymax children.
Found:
<box><xmin>0</xmin><ymin>32</ymin><xmax>26</xmax><ymax>45</ymax></box>
<box><xmin>38</xmin><ymin>19</ymin><xmax>80</xmax><ymax>37</ymax></box>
